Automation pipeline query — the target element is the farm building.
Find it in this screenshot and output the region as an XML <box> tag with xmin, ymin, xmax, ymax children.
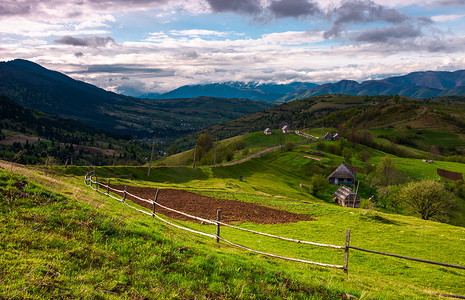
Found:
<box><xmin>323</xmin><ymin>132</ymin><xmax>332</xmax><ymax>141</ymax></box>
<box><xmin>327</xmin><ymin>162</ymin><xmax>356</xmax><ymax>185</ymax></box>
<box><xmin>282</xmin><ymin>125</ymin><xmax>291</xmax><ymax>134</ymax></box>
<box><xmin>264</xmin><ymin>128</ymin><xmax>272</xmax><ymax>135</ymax></box>
<box><xmin>332</xmin><ymin>133</ymin><xmax>340</xmax><ymax>140</ymax></box>
<box><xmin>333</xmin><ymin>186</ymin><xmax>360</xmax><ymax>208</ymax></box>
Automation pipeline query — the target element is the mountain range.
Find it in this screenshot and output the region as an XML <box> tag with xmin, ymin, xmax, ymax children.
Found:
<box><xmin>139</xmin><ymin>70</ymin><xmax>465</xmax><ymax>102</ymax></box>
<box><xmin>0</xmin><ymin>59</ymin><xmax>274</xmax><ymax>139</ymax></box>
<box><xmin>139</xmin><ymin>81</ymin><xmax>318</xmax><ymax>102</ymax></box>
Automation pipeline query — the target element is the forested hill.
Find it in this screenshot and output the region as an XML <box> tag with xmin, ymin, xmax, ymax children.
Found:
<box><xmin>0</xmin><ymin>59</ymin><xmax>274</xmax><ymax>139</ymax></box>
<box><xmin>0</xmin><ymin>95</ymin><xmax>151</xmax><ymax>165</ymax></box>
<box><xmin>174</xmin><ymin>94</ymin><xmax>465</xmax><ymax>150</ymax></box>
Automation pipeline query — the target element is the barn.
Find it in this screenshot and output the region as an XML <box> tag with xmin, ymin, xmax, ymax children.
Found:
<box><xmin>282</xmin><ymin>125</ymin><xmax>291</xmax><ymax>134</ymax></box>
<box><xmin>327</xmin><ymin>162</ymin><xmax>356</xmax><ymax>185</ymax></box>
<box><xmin>333</xmin><ymin>185</ymin><xmax>360</xmax><ymax>208</ymax></box>
<box><xmin>264</xmin><ymin>128</ymin><xmax>272</xmax><ymax>135</ymax></box>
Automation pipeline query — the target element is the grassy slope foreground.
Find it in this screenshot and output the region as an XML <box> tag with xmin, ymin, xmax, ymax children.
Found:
<box><xmin>0</xmin><ymin>163</ymin><xmax>346</xmax><ymax>299</ymax></box>
<box><xmin>43</xmin><ymin>151</ymin><xmax>465</xmax><ymax>298</ymax></box>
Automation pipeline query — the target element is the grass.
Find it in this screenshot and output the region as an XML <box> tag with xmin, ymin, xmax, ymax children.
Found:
<box><xmin>3</xmin><ymin>132</ymin><xmax>465</xmax><ymax>299</ymax></box>
<box><xmin>0</xmin><ymin>165</ymin><xmax>344</xmax><ymax>299</ymax></box>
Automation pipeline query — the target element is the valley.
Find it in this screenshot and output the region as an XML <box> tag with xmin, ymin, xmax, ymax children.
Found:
<box><xmin>1</xmin><ymin>60</ymin><xmax>465</xmax><ymax>299</ymax></box>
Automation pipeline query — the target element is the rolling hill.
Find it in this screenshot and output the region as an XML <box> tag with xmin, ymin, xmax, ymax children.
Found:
<box><xmin>0</xmin><ymin>59</ymin><xmax>274</xmax><ymax>139</ymax></box>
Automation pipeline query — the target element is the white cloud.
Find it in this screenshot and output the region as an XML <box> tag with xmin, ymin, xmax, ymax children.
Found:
<box><xmin>432</xmin><ymin>14</ymin><xmax>465</xmax><ymax>22</ymax></box>
<box><xmin>0</xmin><ymin>18</ymin><xmax>109</xmax><ymax>37</ymax></box>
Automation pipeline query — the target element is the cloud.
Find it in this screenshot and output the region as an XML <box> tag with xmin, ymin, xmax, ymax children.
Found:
<box><xmin>325</xmin><ymin>0</ymin><xmax>409</xmax><ymax>38</ymax></box>
<box><xmin>269</xmin><ymin>0</ymin><xmax>321</xmax><ymax>18</ymax></box>
<box><xmin>354</xmin><ymin>24</ymin><xmax>422</xmax><ymax>43</ymax></box>
<box><xmin>80</xmin><ymin>64</ymin><xmax>175</xmax><ymax>76</ymax></box>
<box><xmin>0</xmin><ymin>0</ymin><xmax>35</xmax><ymax>16</ymax></box>
<box><xmin>206</xmin><ymin>0</ymin><xmax>262</xmax><ymax>15</ymax></box>
<box><xmin>54</xmin><ymin>35</ymin><xmax>116</xmax><ymax>47</ymax></box>
<box><xmin>437</xmin><ymin>0</ymin><xmax>465</xmax><ymax>6</ymax></box>
<box><xmin>74</xmin><ymin>52</ymin><xmax>84</xmax><ymax>57</ymax></box>
<box><xmin>432</xmin><ymin>14</ymin><xmax>465</xmax><ymax>22</ymax></box>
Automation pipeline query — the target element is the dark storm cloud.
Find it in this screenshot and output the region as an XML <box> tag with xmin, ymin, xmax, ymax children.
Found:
<box><xmin>0</xmin><ymin>0</ymin><xmax>32</xmax><ymax>16</ymax></box>
<box><xmin>54</xmin><ymin>36</ymin><xmax>116</xmax><ymax>47</ymax></box>
<box><xmin>437</xmin><ymin>0</ymin><xmax>465</xmax><ymax>5</ymax></box>
<box><xmin>269</xmin><ymin>0</ymin><xmax>321</xmax><ymax>18</ymax></box>
<box><xmin>78</xmin><ymin>64</ymin><xmax>175</xmax><ymax>76</ymax></box>
<box><xmin>354</xmin><ymin>24</ymin><xmax>422</xmax><ymax>43</ymax></box>
<box><xmin>325</xmin><ymin>0</ymin><xmax>409</xmax><ymax>38</ymax></box>
<box><xmin>74</xmin><ymin>52</ymin><xmax>84</xmax><ymax>57</ymax></box>
<box><xmin>206</xmin><ymin>0</ymin><xmax>262</xmax><ymax>15</ymax></box>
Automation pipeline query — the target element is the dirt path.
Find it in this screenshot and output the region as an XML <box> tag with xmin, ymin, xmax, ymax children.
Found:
<box><xmin>302</xmin><ymin>155</ymin><xmax>322</xmax><ymax>161</ymax></box>
<box><xmin>221</xmin><ymin>145</ymin><xmax>281</xmax><ymax>166</ymax></box>
<box><xmin>111</xmin><ymin>185</ymin><xmax>314</xmax><ymax>224</ymax></box>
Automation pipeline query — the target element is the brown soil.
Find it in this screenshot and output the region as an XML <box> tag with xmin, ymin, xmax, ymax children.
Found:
<box><xmin>437</xmin><ymin>168</ymin><xmax>464</xmax><ymax>181</ymax></box>
<box><xmin>109</xmin><ymin>185</ymin><xmax>314</xmax><ymax>224</ymax></box>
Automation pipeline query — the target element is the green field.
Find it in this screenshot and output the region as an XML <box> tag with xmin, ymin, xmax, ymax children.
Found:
<box><xmin>2</xmin><ymin>158</ymin><xmax>464</xmax><ymax>299</ymax></box>
<box><xmin>3</xmin><ymin>123</ymin><xmax>465</xmax><ymax>298</ymax></box>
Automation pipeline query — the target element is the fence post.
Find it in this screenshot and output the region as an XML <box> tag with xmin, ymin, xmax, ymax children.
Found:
<box><xmin>123</xmin><ymin>186</ymin><xmax>127</xmax><ymax>203</ymax></box>
<box><xmin>153</xmin><ymin>188</ymin><xmax>160</xmax><ymax>217</ymax></box>
<box><xmin>344</xmin><ymin>229</ymin><xmax>351</xmax><ymax>274</ymax></box>
<box><xmin>107</xmin><ymin>179</ymin><xmax>110</xmax><ymax>195</ymax></box>
<box><xmin>216</xmin><ymin>209</ymin><xmax>221</xmax><ymax>243</ymax></box>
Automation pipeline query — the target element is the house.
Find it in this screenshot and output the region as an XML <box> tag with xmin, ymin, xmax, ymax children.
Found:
<box><xmin>323</xmin><ymin>132</ymin><xmax>332</xmax><ymax>141</ymax></box>
<box><xmin>333</xmin><ymin>185</ymin><xmax>360</xmax><ymax>208</ymax></box>
<box><xmin>332</xmin><ymin>133</ymin><xmax>340</xmax><ymax>140</ymax></box>
<box><xmin>264</xmin><ymin>128</ymin><xmax>272</xmax><ymax>135</ymax></box>
<box><xmin>282</xmin><ymin>125</ymin><xmax>291</xmax><ymax>134</ymax></box>
<box><xmin>327</xmin><ymin>162</ymin><xmax>356</xmax><ymax>185</ymax></box>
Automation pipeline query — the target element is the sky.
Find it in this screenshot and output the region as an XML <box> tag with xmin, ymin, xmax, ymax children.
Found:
<box><xmin>1</xmin><ymin>0</ymin><xmax>465</xmax><ymax>96</ymax></box>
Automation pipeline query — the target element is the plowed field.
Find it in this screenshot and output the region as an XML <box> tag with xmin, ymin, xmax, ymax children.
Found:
<box><xmin>110</xmin><ymin>185</ymin><xmax>314</xmax><ymax>224</ymax></box>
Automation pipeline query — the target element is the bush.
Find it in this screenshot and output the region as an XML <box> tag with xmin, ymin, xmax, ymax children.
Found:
<box><xmin>311</xmin><ymin>174</ymin><xmax>329</xmax><ymax>196</ymax></box>
<box><xmin>283</xmin><ymin>142</ymin><xmax>295</xmax><ymax>152</ymax></box>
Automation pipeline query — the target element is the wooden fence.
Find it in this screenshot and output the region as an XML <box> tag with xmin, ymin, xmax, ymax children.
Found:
<box><xmin>84</xmin><ymin>171</ymin><xmax>465</xmax><ymax>279</ymax></box>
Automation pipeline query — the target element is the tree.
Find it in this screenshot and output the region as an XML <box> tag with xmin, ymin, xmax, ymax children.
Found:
<box><xmin>197</xmin><ymin>133</ymin><xmax>214</xmax><ymax>152</ymax></box>
<box><xmin>166</xmin><ymin>143</ymin><xmax>179</xmax><ymax>156</ymax></box>
<box><xmin>371</xmin><ymin>156</ymin><xmax>405</xmax><ymax>187</ymax></box>
<box><xmin>399</xmin><ymin>180</ymin><xmax>456</xmax><ymax>220</ymax></box>
<box><xmin>311</xmin><ymin>174</ymin><xmax>329</xmax><ymax>196</ymax></box>
<box><xmin>342</xmin><ymin>147</ymin><xmax>352</xmax><ymax>163</ymax></box>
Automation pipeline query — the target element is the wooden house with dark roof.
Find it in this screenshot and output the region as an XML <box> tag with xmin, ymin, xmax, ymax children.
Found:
<box><xmin>282</xmin><ymin>125</ymin><xmax>291</xmax><ymax>134</ymax></box>
<box><xmin>327</xmin><ymin>162</ymin><xmax>356</xmax><ymax>185</ymax></box>
<box><xmin>323</xmin><ymin>132</ymin><xmax>332</xmax><ymax>141</ymax></box>
<box><xmin>333</xmin><ymin>185</ymin><xmax>360</xmax><ymax>208</ymax></box>
<box><xmin>264</xmin><ymin>128</ymin><xmax>272</xmax><ymax>135</ymax></box>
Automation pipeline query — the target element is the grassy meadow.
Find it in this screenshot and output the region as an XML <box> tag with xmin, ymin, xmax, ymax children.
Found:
<box><xmin>2</xmin><ymin>126</ymin><xmax>465</xmax><ymax>298</ymax></box>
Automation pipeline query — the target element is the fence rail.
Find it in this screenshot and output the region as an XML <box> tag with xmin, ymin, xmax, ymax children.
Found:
<box><xmin>85</xmin><ymin>172</ymin><xmax>346</xmax><ymax>271</ymax></box>
<box><xmin>85</xmin><ymin>172</ymin><xmax>465</xmax><ymax>279</ymax></box>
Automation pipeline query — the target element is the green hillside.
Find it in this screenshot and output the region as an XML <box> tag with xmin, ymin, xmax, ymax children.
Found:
<box><xmin>0</xmin><ymin>95</ymin><xmax>155</xmax><ymax>166</ymax></box>
<box><xmin>2</xmin><ymin>143</ymin><xmax>464</xmax><ymax>298</ymax></box>
<box><xmin>0</xmin><ymin>60</ymin><xmax>275</xmax><ymax>139</ymax></box>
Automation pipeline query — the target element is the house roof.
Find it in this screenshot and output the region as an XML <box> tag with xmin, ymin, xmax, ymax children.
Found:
<box><xmin>333</xmin><ymin>185</ymin><xmax>359</xmax><ymax>200</ymax></box>
<box><xmin>327</xmin><ymin>162</ymin><xmax>356</xmax><ymax>179</ymax></box>
<box><xmin>264</xmin><ymin>128</ymin><xmax>271</xmax><ymax>132</ymax></box>
<box><xmin>282</xmin><ymin>125</ymin><xmax>289</xmax><ymax>130</ymax></box>
<box><xmin>323</xmin><ymin>132</ymin><xmax>332</xmax><ymax>139</ymax></box>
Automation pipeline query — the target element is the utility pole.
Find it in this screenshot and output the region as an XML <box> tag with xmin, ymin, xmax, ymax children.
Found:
<box><xmin>147</xmin><ymin>132</ymin><xmax>157</xmax><ymax>177</ymax></box>
<box><xmin>193</xmin><ymin>143</ymin><xmax>198</xmax><ymax>168</ymax></box>
<box><xmin>213</xmin><ymin>136</ymin><xmax>217</xmax><ymax>166</ymax></box>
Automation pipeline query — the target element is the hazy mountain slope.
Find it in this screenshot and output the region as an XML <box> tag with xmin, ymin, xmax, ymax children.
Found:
<box><xmin>0</xmin><ymin>59</ymin><xmax>274</xmax><ymax>139</ymax></box>
<box><xmin>286</xmin><ymin>70</ymin><xmax>465</xmax><ymax>100</ymax></box>
<box><xmin>146</xmin><ymin>82</ymin><xmax>318</xmax><ymax>102</ymax></box>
